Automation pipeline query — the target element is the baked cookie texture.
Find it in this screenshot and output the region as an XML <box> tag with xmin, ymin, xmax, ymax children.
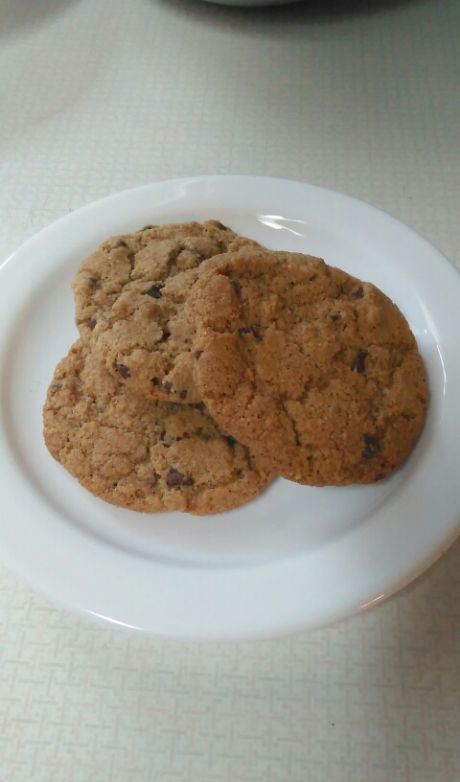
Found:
<box><xmin>43</xmin><ymin>341</ymin><xmax>274</xmax><ymax>515</ymax></box>
<box><xmin>187</xmin><ymin>248</ymin><xmax>429</xmax><ymax>486</ymax></box>
<box><xmin>72</xmin><ymin>220</ymin><xmax>259</xmax><ymax>404</ymax></box>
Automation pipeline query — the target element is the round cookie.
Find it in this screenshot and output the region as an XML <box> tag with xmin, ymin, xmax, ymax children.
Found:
<box><xmin>187</xmin><ymin>248</ymin><xmax>429</xmax><ymax>486</ymax></box>
<box><xmin>72</xmin><ymin>220</ymin><xmax>259</xmax><ymax>404</ymax></box>
<box><xmin>43</xmin><ymin>342</ymin><xmax>273</xmax><ymax>515</ymax></box>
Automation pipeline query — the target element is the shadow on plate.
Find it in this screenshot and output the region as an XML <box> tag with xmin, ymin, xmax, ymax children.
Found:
<box><xmin>153</xmin><ymin>0</ymin><xmax>428</xmax><ymax>26</ymax></box>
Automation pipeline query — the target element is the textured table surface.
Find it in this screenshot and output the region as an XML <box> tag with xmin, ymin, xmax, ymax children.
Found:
<box><xmin>1</xmin><ymin>0</ymin><xmax>459</xmax><ymax>780</ymax></box>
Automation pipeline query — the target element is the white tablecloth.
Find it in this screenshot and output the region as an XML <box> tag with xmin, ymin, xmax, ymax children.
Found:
<box><xmin>1</xmin><ymin>0</ymin><xmax>459</xmax><ymax>780</ymax></box>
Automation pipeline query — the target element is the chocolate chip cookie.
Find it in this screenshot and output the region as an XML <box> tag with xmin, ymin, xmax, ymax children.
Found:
<box><xmin>43</xmin><ymin>341</ymin><xmax>273</xmax><ymax>514</ymax></box>
<box><xmin>72</xmin><ymin>221</ymin><xmax>259</xmax><ymax>404</ymax></box>
<box><xmin>187</xmin><ymin>248</ymin><xmax>429</xmax><ymax>485</ymax></box>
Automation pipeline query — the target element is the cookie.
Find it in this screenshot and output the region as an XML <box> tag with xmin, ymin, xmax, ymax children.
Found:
<box><xmin>43</xmin><ymin>341</ymin><xmax>273</xmax><ymax>514</ymax></box>
<box><xmin>187</xmin><ymin>248</ymin><xmax>429</xmax><ymax>485</ymax></box>
<box><xmin>72</xmin><ymin>220</ymin><xmax>259</xmax><ymax>404</ymax></box>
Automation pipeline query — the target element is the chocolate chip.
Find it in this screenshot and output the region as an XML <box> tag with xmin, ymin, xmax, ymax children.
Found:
<box><xmin>108</xmin><ymin>240</ymin><xmax>128</xmax><ymax>251</ymax></box>
<box><xmin>214</xmin><ymin>221</ymin><xmax>230</xmax><ymax>231</ymax></box>
<box><xmin>351</xmin><ymin>286</ymin><xmax>364</xmax><ymax>299</ymax></box>
<box><xmin>179</xmin><ymin>389</ymin><xmax>187</xmax><ymax>399</ymax></box>
<box><xmin>161</xmin><ymin>330</ymin><xmax>170</xmax><ymax>342</ymax></box>
<box><xmin>351</xmin><ymin>350</ymin><xmax>368</xmax><ymax>373</ymax></box>
<box><xmin>166</xmin><ymin>468</ymin><xmax>194</xmax><ymax>488</ymax></box>
<box><xmin>115</xmin><ymin>363</ymin><xmax>130</xmax><ymax>379</ymax></box>
<box><xmin>89</xmin><ymin>277</ymin><xmax>100</xmax><ymax>290</ymax></box>
<box><xmin>146</xmin><ymin>284</ymin><xmax>163</xmax><ymax>298</ymax></box>
<box><xmin>362</xmin><ymin>433</ymin><xmax>380</xmax><ymax>460</ymax></box>
<box><xmin>238</xmin><ymin>324</ymin><xmax>261</xmax><ymax>341</ymax></box>
<box><xmin>127</xmin><ymin>252</ymin><xmax>135</xmax><ymax>269</ymax></box>
<box><xmin>163</xmin><ymin>381</ymin><xmax>172</xmax><ymax>392</ymax></box>
<box><xmin>159</xmin><ymin>430</ymin><xmax>166</xmax><ymax>441</ymax></box>
<box><xmin>151</xmin><ymin>377</ymin><xmax>161</xmax><ymax>386</ymax></box>
<box><xmin>138</xmin><ymin>224</ymin><xmax>156</xmax><ymax>232</ymax></box>
<box><xmin>231</xmin><ymin>279</ymin><xmax>242</xmax><ymax>295</ymax></box>
<box><xmin>190</xmin><ymin>403</ymin><xmax>205</xmax><ymax>411</ymax></box>
<box><xmin>193</xmin><ymin>350</ymin><xmax>203</xmax><ymax>360</ymax></box>
<box><xmin>88</xmin><ymin>318</ymin><xmax>97</xmax><ymax>331</ymax></box>
<box><xmin>330</xmin><ymin>313</ymin><xmax>341</xmax><ymax>322</ymax></box>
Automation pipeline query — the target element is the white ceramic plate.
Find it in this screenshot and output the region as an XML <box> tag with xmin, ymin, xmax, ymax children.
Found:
<box><xmin>1</xmin><ymin>176</ymin><xmax>459</xmax><ymax>640</ymax></box>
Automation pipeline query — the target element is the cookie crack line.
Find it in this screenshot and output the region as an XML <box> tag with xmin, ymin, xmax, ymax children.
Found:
<box><xmin>281</xmin><ymin>401</ymin><xmax>303</xmax><ymax>449</ymax></box>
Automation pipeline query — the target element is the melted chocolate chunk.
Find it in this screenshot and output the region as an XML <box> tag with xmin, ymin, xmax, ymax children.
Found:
<box><xmin>145</xmin><ymin>284</ymin><xmax>163</xmax><ymax>298</ymax></box>
<box><xmin>362</xmin><ymin>433</ymin><xmax>380</xmax><ymax>460</ymax></box>
<box><xmin>351</xmin><ymin>350</ymin><xmax>368</xmax><ymax>374</ymax></box>
<box><xmin>166</xmin><ymin>468</ymin><xmax>194</xmax><ymax>488</ymax></box>
<box><xmin>238</xmin><ymin>324</ymin><xmax>261</xmax><ymax>341</ymax></box>
<box><xmin>193</xmin><ymin>350</ymin><xmax>203</xmax><ymax>360</ymax></box>
<box><xmin>151</xmin><ymin>376</ymin><xmax>161</xmax><ymax>386</ymax></box>
<box><xmin>88</xmin><ymin>318</ymin><xmax>97</xmax><ymax>331</ymax></box>
<box><xmin>351</xmin><ymin>286</ymin><xmax>364</xmax><ymax>299</ymax></box>
<box><xmin>115</xmin><ymin>363</ymin><xmax>130</xmax><ymax>379</ymax></box>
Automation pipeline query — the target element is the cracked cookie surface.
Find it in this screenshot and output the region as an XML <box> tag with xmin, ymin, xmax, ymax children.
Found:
<box><xmin>43</xmin><ymin>341</ymin><xmax>273</xmax><ymax>514</ymax></box>
<box><xmin>72</xmin><ymin>220</ymin><xmax>259</xmax><ymax>404</ymax></box>
<box><xmin>187</xmin><ymin>248</ymin><xmax>429</xmax><ymax>485</ymax></box>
